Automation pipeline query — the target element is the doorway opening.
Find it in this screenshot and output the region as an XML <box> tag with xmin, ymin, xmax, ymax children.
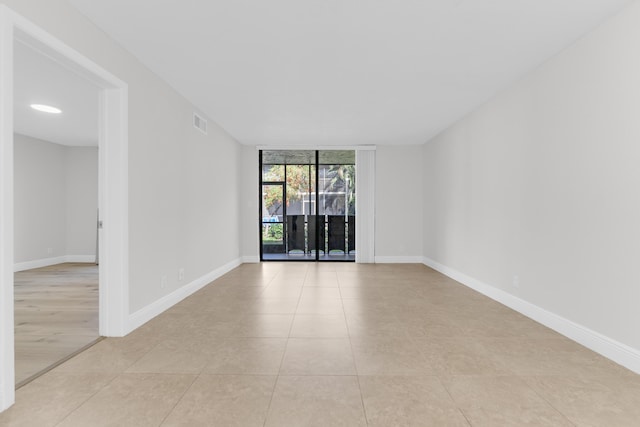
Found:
<box><xmin>12</xmin><ymin>40</ymin><xmax>101</xmax><ymax>386</ymax></box>
<box><xmin>260</xmin><ymin>150</ymin><xmax>355</xmax><ymax>262</ymax></box>
<box><xmin>1</xmin><ymin>5</ymin><xmax>128</xmax><ymax>412</ymax></box>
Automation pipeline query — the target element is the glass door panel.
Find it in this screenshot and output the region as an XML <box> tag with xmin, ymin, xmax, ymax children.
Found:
<box><xmin>261</xmin><ymin>183</ymin><xmax>285</xmax><ymax>254</ymax></box>
<box><xmin>262</xmin><ymin>164</ymin><xmax>284</xmax><ymax>181</ymax></box>
<box><xmin>318</xmin><ymin>163</ymin><xmax>355</xmax><ymax>258</ymax></box>
<box><xmin>285</xmin><ymin>165</ymin><xmax>311</xmax><ymax>255</ymax></box>
<box><xmin>260</xmin><ymin>150</ymin><xmax>354</xmax><ymax>261</ymax></box>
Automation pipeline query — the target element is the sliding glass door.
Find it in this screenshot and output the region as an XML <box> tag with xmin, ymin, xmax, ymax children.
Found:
<box><xmin>260</xmin><ymin>150</ymin><xmax>355</xmax><ymax>262</ymax></box>
<box><xmin>261</xmin><ymin>182</ymin><xmax>284</xmax><ymax>254</ymax></box>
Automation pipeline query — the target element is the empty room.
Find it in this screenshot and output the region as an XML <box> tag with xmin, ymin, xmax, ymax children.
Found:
<box><xmin>12</xmin><ymin>37</ymin><xmax>101</xmax><ymax>388</ymax></box>
<box><xmin>1</xmin><ymin>1</ymin><xmax>640</xmax><ymax>426</ymax></box>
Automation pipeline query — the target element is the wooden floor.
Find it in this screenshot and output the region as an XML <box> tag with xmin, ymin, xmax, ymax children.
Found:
<box><xmin>14</xmin><ymin>263</ymin><xmax>99</xmax><ymax>386</ymax></box>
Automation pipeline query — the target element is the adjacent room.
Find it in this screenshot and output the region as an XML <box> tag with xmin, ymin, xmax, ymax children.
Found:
<box><xmin>12</xmin><ymin>40</ymin><xmax>100</xmax><ymax>386</ymax></box>
<box><xmin>2</xmin><ymin>0</ymin><xmax>640</xmax><ymax>425</ymax></box>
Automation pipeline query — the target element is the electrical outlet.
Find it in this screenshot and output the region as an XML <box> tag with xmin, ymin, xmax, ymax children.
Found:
<box><xmin>47</xmin><ymin>247</ymin><xmax>53</xmax><ymax>255</ymax></box>
<box><xmin>161</xmin><ymin>275</ymin><xmax>167</xmax><ymax>289</ymax></box>
<box><xmin>178</xmin><ymin>268</ymin><xmax>185</xmax><ymax>281</ymax></box>
<box><xmin>512</xmin><ymin>275</ymin><xmax>520</xmax><ymax>289</ymax></box>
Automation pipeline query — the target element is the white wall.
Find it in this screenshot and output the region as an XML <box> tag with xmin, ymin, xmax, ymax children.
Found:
<box><xmin>65</xmin><ymin>145</ymin><xmax>98</xmax><ymax>257</ymax></box>
<box><xmin>14</xmin><ymin>134</ymin><xmax>67</xmax><ymax>262</ymax></box>
<box><xmin>375</xmin><ymin>145</ymin><xmax>423</xmax><ymax>261</ymax></box>
<box><xmin>14</xmin><ymin>133</ymin><xmax>97</xmax><ymax>265</ymax></box>
<box><xmin>3</xmin><ymin>0</ymin><xmax>242</xmax><ymax>314</ymax></box>
<box><xmin>423</xmin><ymin>1</ymin><xmax>640</xmax><ymax>354</ymax></box>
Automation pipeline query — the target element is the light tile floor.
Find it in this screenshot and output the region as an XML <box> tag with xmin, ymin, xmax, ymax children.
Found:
<box><xmin>2</xmin><ymin>262</ymin><xmax>639</xmax><ymax>426</ymax></box>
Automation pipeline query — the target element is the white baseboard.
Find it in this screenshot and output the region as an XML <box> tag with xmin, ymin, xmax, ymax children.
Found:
<box><xmin>127</xmin><ymin>257</ymin><xmax>242</xmax><ymax>333</ymax></box>
<box><xmin>14</xmin><ymin>256</ymin><xmax>65</xmax><ymax>272</ymax></box>
<box><xmin>241</xmin><ymin>256</ymin><xmax>260</xmax><ymax>263</ymax></box>
<box><xmin>375</xmin><ymin>256</ymin><xmax>424</xmax><ymax>264</ymax></box>
<box><xmin>422</xmin><ymin>256</ymin><xmax>640</xmax><ymax>375</ymax></box>
<box><xmin>13</xmin><ymin>255</ymin><xmax>96</xmax><ymax>272</ymax></box>
<box><xmin>65</xmin><ymin>255</ymin><xmax>96</xmax><ymax>263</ymax></box>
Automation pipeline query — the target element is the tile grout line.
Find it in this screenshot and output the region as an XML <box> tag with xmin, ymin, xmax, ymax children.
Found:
<box><xmin>262</xmin><ymin>263</ymin><xmax>308</xmax><ymax>427</ymax></box>
<box><xmin>53</xmin><ymin>371</ymin><xmax>121</xmax><ymax>427</ymax></box>
<box><xmin>157</xmin><ymin>373</ymin><xmax>200</xmax><ymax>426</ymax></box>
<box><xmin>435</xmin><ymin>375</ymin><xmax>473</xmax><ymax>427</ymax></box>
<box><xmin>339</xmin><ymin>271</ymin><xmax>371</xmax><ymax>426</ymax></box>
<box><xmin>16</xmin><ymin>336</ymin><xmax>104</xmax><ymax>389</ymax></box>
<box><xmin>51</xmin><ymin>328</ymin><xmax>168</xmax><ymax>426</ymax></box>
<box><xmin>516</xmin><ymin>374</ymin><xmax>578</xmax><ymax>427</ymax></box>
<box><xmin>121</xmin><ymin>335</ymin><xmax>171</xmax><ymax>374</ymax></box>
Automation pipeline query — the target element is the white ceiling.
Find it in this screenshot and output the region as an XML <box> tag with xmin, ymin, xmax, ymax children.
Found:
<box><xmin>69</xmin><ymin>0</ymin><xmax>632</xmax><ymax>146</ymax></box>
<box><xmin>14</xmin><ymin>41</ymin><xmax>99</xmax><ymax>147</ymax></box>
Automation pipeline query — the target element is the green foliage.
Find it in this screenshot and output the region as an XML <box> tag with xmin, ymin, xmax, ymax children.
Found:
<box><xmin>263</xmin><ymin>165</ymin><xmax>312</xmax><ymax>211</ymax></box>
<box><xmin>327</xmin><ymin>164</ymin><xmax>356</xmax><ymax>214</ymax></box>
<box><xmin>263</xmin><ymin>223</ymin><xmax>283</xmax><ymax>243</ymax></box>
<box><xmin>263</xmin><ymin>163</ymin><xmax>355</xmax><ymax>216</ymax></box>
<box><xmin>263</xmin><ymin>185</ymin><xmax>283</xmax><ymax>215</ymax></box>
<box><xmin>263</xmin><ymin>165</ymin><xmax>284</xmax><ymax>181</ymax></box>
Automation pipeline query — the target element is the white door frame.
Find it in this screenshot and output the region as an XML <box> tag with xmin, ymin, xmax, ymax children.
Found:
<box><xmin>0</xmin><ymin>5</ymin><xmax>129</xmax><ymax>412</ymax></box>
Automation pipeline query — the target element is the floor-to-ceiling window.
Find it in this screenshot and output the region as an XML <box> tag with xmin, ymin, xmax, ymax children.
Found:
<box><xmin>260</xmin><ymin>150</ymin><xmax>355</xmax><ymax>262</ymax></box>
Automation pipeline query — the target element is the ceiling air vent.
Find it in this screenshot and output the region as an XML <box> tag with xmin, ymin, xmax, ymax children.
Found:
<box><xmin>193</xmin><ymin>112</ymin><xmax>208</xmax><ymax>135</ymax></box>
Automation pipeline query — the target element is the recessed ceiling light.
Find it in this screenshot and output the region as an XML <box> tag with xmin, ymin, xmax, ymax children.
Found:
<box><xmin>30</xmin><ymin>104</ymin><xmax>62</xmax><ymax>114</ymax></box>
